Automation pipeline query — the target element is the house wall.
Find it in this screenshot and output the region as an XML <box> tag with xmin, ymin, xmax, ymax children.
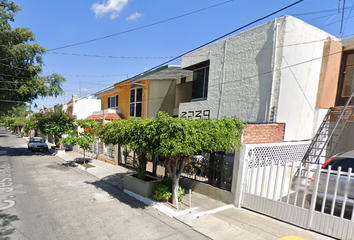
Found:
<box><xmin>73</xmin><ymin>98</ymin><xmax>101</xmax><ymax>120</ymax></box>
<box><xmin>316</xmin><ymin>41</ymin><xmax>342</xmax><ymax>108</ymax></box>
<box><xmin>174</xmin><ymin>75</ymin><xmax>193</xmax><ymax>116</ymax></box>
<box><xmin>275</xmin><ymin>17</ymin><xmax>335</xmax><ymax>141</ymax></box>
<box><xmin>331</xmin><ymin>122</ymin><xmax>354</xmax><ymax>155</ymax></box>
<box><xmin>149</xmin><ymin>79</ymin><xmax>176</xmax><ymax>117</ymax></box>
<box><xmin>100</xmin><ymin>80</ymin><xmax>149</xmax><ymax>119</ymax></box>
<box><xmin>179</xmin><ymin>15</ymin><xmax>335</xmax><ymax>142</ymax></box>
<box><xmin>180</xmin><ymin>18</ymin><xmax>275</xmax><ymax>122</ymax></box>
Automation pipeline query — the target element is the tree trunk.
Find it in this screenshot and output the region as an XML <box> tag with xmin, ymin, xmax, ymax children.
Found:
<box><xmin>167</xmin><ymin>156</ymin><xmax>188</xmax><ymax>205</ymax></box>
<box><xmin>152</xmin><ymin>154</ymin><xmax>157</xmax><ymax>177</ymax></box>
<box><xmin>55</xmin><ymin>135</ymin><xmax>62</xmax><ymax>148</ymax></box>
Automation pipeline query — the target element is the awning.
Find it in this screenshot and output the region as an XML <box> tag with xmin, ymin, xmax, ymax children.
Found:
<box><xmin>131</xmin><ymin>65</ymin><xmax>192</xmax><ymax>81</ymax></box>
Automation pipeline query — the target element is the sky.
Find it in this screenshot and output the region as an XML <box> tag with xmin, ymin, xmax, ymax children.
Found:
<box><xmin>9</xmin><ymin>0</ymin><xmax>354</xmax><ymax>111</ymax></box>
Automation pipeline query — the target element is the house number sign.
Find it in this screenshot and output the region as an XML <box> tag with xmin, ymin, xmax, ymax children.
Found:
<box><xmin>181</xmin><ymin>110</ymin><xmax>210</xmax><ymax>119</ymax></box>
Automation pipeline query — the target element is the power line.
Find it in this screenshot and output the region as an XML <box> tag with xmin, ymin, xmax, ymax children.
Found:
<box><xmin>0</xmin><ymin>35</ymin><xmax>338</xmax><ymax>83</ymax></box>
<box><xmin>49</xmin><ymin>52</ymin><xmax>175</xmax><ymax>59</ymax></box>
<box><xmin>127</xmin><ymin>0</ymin><xmax>305</xmax><ymax>84</ymax></box>
<box><xmin>48</xmin><ymin>0</ymin><xmax>236</xmax><ymax>51</ymax></box>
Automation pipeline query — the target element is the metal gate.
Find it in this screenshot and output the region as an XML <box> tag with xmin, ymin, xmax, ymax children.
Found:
<box><xmin>241</xmin><ymin>144</ymin><xmax>354</xmax><ymax>240</ymax></box>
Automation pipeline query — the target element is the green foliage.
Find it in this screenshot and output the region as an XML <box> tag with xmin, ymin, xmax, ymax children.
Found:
<box><xmin>133</xmin><ymin>155</ymin><xmax>148</xmax><ymax>180</ymax></box>
<box><xmin>196</xmin><ymin>117</ymin><xmax>246</xmax><ymax>153</ymax></box>
<box><xmin>23</xmin><ymin>114</ymin><xmax>39</xmax><ymax>132</ymax></box>
<box><xmin>98</xmin><ymin>111</ymin><xmax>245</xmax><ymax>204</ymax></box>
<box><xmin>152</xmin><ymin>180</ymin><xmax>183</xmax><ymax>202</ymax></box>
<box><xmin>98</xmin><ymin>119</ymin><xmax>128</xmax><ymax>145</ymax></box>
<box><xmin>36</xmin><ymin>109</ymin><xmax>76</xmax><ymax>146</ymax></box>
<box><xmin>0</xmin><ymin>1</ymin><xmax>66</xmax><ymax>113</ymax></box>
<box><xmin>60</xmin><ymin>119</ymin><xmax>99</xmax><ymax>162</ymax></box>
<box><xmin>99</xmin><ymin>117</ymin><xmax>159</xmax><ymax>179</ymax></box>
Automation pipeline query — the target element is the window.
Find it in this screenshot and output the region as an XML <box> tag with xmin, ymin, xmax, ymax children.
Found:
<box><xmin>185</xmin><ymin>61</ymin><xmax>210</xmax><ymax>100</ymax></box>
<box><xmin>336</xmin><ymin>51</ymin><xmax>354</xmax><ymax>106</ymax></box>
<box><xmin>130</xmin><ymin>88</ymin><xmax>142</xmax><ymax>117</ymax></box>
<box><xmin>107</xmin><ymin>95</ymin><xmax>118</xmax><ymax>108</ymax></box>
<box><xmin>192</xmin><ymin>66</ymin><xmax>209</xmax><ymax>100</ymax></box>
<box><xmin>180</xmin><ymin>77</ymin><xmax>186</xmax><ymax>84</ymax></box>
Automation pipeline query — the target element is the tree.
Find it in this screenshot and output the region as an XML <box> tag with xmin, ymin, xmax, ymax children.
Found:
<box><xmin>36</xmin><ymin>109</ymin><xmax>76</xmax><ymax>148</ymax></box>
<box><xmin>197</xmin><ymin>117</ymin><xmax>246</xmax><ymax>186</ymax></box>
<box><xmin>60</xmin><ymin>119</ymin><xmax>99</xmax><ymax>163</ymax></box>
<box><xmin>98</xmin><ymin>112</ymin><xmax>245</xmax><ymax>205</ymax></box>
<box><xmin>153</xmin><ymin>112</ymin><xmax>205</xmax><ymax>205</ymax></box>
<box><xmin>23</xmin><ymin>114</ymin><xmax>39</xmax><ymax>136</ymax></box>
<box><xmin>99</xmin><ymin>117</ymin><xmax>159</xmax><ymax>180</ymax></box>
<box><xmin>0</xmin><ymin>1</ymin><xmax>66</xmax><ymax>114</ymax></box>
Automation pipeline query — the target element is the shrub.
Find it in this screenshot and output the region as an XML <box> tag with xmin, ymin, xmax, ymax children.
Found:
<box><xmin>152</xmin><ymin>180</ymin><xmax>183</xmax><ymax>202</ymax></box>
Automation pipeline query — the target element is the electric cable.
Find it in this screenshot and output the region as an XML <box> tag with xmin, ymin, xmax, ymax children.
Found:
<box><xmin>94</xmin><ymin>0</ymin><xmax>305</xmax><ymax>96</ymax></box>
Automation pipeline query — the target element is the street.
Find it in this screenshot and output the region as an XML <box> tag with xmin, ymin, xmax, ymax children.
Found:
<box><xmin>0</xmin><ymin>130</ymin><xmax>208</xmax><ymax>240</ymax></box>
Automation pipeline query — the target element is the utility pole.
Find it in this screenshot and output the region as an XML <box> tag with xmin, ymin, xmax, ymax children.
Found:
<box><xmin>339</xmin><ymin>0</ymin><xmax>346</xmax><ymax>38</ymax></box>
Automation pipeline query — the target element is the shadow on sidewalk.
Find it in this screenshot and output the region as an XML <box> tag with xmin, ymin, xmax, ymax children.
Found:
<box><xmin>0</xmin><ymin>212</ymin><xmax>19</xmax><ymax>240</ymax></box>
<box><xmin>84</xmin><ymin>174</ymin><xmax>148</xmax><ymax>210</ymax></box>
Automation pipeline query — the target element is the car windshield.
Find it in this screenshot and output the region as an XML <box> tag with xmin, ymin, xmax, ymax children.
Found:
<box><xmin>31</xmin><ymin>139</ymin><xmax>44</xmax><ymax>143</ymax></box>
<box><xmin>324</xmin><ymin>157</ymin><xmax>354</xmax><ymax>172</ymax></box>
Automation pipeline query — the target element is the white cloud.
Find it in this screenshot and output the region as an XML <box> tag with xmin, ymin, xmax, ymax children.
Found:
<box><xmin>80</xmin><ymin>88</ymin><xmax>91</xmax><ymax>93</ymax></box>
<box><xmin>91</xmin><ymin>0</ymin><xmax>130</xmax><ymax>19</ymax></box>
<box><xmin>126</xmin><ymin>12</ymin><xmax>142</xmax><ymax>21</ymax></box>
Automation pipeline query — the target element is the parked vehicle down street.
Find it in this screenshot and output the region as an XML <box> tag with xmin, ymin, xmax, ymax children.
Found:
<box><xmin>27</xmin><ymin>137</ymin><xmax>49</xmax><ymax>152</ymax></box>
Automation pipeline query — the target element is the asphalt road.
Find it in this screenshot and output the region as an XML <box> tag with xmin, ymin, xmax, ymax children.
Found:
<box><xmin>0</xmin><ymin>130</ymin><xmax>208</xmax><ymax>240</ymax></box>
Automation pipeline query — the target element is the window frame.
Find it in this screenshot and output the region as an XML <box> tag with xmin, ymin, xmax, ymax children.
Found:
<box><xmin>129</xmin><ymin>88</ymin><xmax>143</xmax><ymax>118</ymax></box>
<box><xmin>107</xmin><ymin>95</ymin><xmax>118</xmax><ymax>109</ymax></box>
<box><xmin>336</xmin><ymin>51</ymin><xmax>354</xmax><ymax>106</ymax></box>
<box><xmin>185</xmin><ymin>60</ymin><xmax>210</xmax><ymax>101</ymax></box>
<box><xmin>191</xmin><ymin>65</ymin><xmax>209</xmax><ymax>100</ymax></box>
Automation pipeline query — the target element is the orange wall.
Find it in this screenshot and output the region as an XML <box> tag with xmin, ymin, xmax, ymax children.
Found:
<box><xmin>316</xmin><ymin>41</ymin><xmax>342</xmax><ymax>108</ymax></box>
<box><xmin>101</xmin><ymin>80</ymin><xmax>150</xmax><ymax>119</ymax></box>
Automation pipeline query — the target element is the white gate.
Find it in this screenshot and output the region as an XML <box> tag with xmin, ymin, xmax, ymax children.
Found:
<box><xmin>241</xmin><ymin>143</ymin><xmax>354</xmax><ymax>240</ymax></box>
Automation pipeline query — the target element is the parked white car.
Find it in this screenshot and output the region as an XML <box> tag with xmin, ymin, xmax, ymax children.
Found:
<box><xmin>27</xmin><ymin>137</ymin><xmax>48</xmax><ymax>152</ymax></box>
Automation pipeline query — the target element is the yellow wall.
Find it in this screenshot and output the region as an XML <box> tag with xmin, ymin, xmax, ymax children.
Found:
<box><xmin>100</xmin><ymin>80</ymin><xmax>150</xmax><ymax>119</ymax></box>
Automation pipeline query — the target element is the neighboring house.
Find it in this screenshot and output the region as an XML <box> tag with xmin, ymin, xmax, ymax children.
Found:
<box><xmin>88</xmin><ymin>65</ymin><xmax>191</xmax><ymax>164</ymax></box>
<box><xmin>175</xmin><ymin>14</ymin><xmax>354</xmax><ymax>206</ymax></box>
<box><xmin>93</xmin><ymin>65</ymin><xmax>192</xmax><ymax>120</ymax></box>
<box><xmin>179</xmin><ymin>15</ymin><xmax>337</xmax><ymax>143</ymax></box>
<box><xmin>70</xmin><ymin>95</ymin><xmax>101</xmax><ymax>120</ymax></box>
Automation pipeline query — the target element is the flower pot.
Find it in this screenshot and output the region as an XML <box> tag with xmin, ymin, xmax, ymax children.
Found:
<box><xmin>124</xmin><ymin>174</ymin><xmax>160</xmax><ymax>198</ymax></box>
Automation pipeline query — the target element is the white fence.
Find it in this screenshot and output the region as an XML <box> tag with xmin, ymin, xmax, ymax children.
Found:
<box><xmin>241</xmin><ymin>142</ymin><xmax>354</xmax><ymax>240</ymax></box>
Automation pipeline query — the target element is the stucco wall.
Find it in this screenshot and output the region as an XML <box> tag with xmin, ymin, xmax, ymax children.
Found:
<box><xmin>180</xmin><ymin>19</ymin><xmax>275</xmax><ymax>122</ymax></box>
<box><xmin>180</xmin><ymin>15</ymin><xmax>335</xmax><ymax>141</ymax></box>
<box><xmin>73</xmin><ymin>98</ymin><xmax>101</xmax><ymax>120</ymax></box>
<box><xmin>149</xmin><ymin>79</ymin><xmax>176</xmax><ymax>117</ymax></box>
<box><xmin>276</xmin><ymin>16</ymin><xmax>335</xmax><ymax>141</ymax></box>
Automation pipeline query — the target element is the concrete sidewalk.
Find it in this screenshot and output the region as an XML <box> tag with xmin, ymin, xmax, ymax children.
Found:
<box><xmin>50</xmin><ymin>149</ymin><xmax>333</xmax><ymax>240</ymax></box>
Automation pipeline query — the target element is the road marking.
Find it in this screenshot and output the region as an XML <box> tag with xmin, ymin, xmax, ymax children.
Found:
<box><xmin>0</xmin><ymin>162</ymin><xmax>16</xmax><ymax>210</ymax></box>
<box><xmin>0</xmin><ymin>199</ymin><xmax>15</xmax><ymax>210</ymax></box>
